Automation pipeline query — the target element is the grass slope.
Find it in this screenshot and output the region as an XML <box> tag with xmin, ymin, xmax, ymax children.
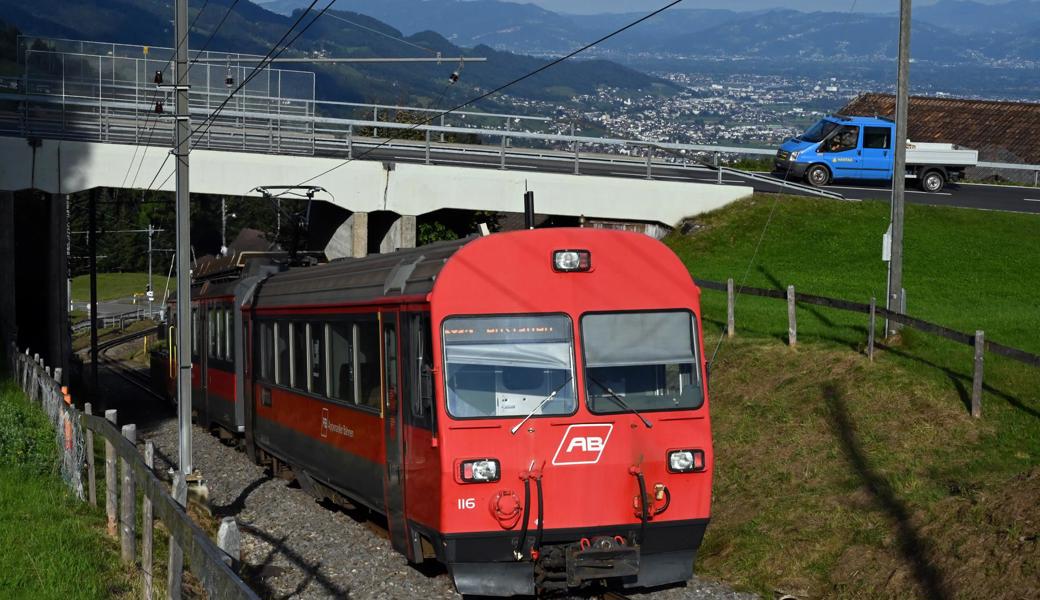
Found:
<box><xmin>71</xmin><ymin>272</ymin><xmax>174</xmax><ymax>303</ymax></box>
<box><xmin>664</xmin><ymin>196</ymin><xmax>1040</xmax><ymax>598</ymax></box>
<box><xmin>0</xmin><ymin>379</ymin><xmax>132</xmax><ymax>599</ymax></box>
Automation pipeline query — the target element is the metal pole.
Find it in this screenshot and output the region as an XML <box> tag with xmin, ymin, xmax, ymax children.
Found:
<box><xmin>147</xmin><ymin>223</ymin><xmax>153</xmax><ymax>318</ymax></box>
<box><xmin>89</xmin><ymin>189</ymin><xmax>99</xmax><ymax>395</ymax></box>
<box><xmin>886</xmin><ymin>0</ymin><xmax>912</xmax><ymax>337</ymax></box>
<box><xmin>221</xmin><ymin>197</ymin><xmax>226</xmax><ymax>253</ymax></box>
<box><xmin>173</xmin><ymin>0</ymin><xmax>193</xmax><ymax>477</ymax></box>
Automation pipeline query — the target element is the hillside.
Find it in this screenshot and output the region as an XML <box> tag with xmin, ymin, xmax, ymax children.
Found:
<box><xmin>0</xmin><ymin>0</ymin><xmax>670</xmax><ymax>106</ymax></box>
<box><xmin>665</xmin><ymin>195</ymin><xmax>1040</xmax><ymax>597</ymax></box>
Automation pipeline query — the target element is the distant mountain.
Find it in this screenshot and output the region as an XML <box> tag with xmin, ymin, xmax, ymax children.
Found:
<box><xmin>254</xmin><ymin>0</ymin><xmax>1040</xmax><ymax>64</ymax></box>
<box><xmin>652</xmin><ymin>9</ymin><xmax>974</xmax><ymax>62</ymax></box>
<box><xmin>257</xmin><ymin>0</ymin><xmax>743</xmax><ymax>53</ymax></box>
<box><xmin>914</xmin><ymin>0</ymin><xmax>1040</xmax><ymax>34</ymax></box>
<box><xmin>0</xmin><ymin>0</ymin><xmax>671</xmax><ymax>107</ymax></box>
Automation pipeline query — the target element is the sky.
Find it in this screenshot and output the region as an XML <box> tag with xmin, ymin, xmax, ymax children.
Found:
<box><xmin>516</xmin><ymin>0</ymin><xmax>1004</xmax><ymax>14</ymax></box>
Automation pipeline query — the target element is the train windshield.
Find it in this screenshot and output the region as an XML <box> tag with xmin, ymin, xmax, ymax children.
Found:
<box><xmin>443</xmin><ymin>315</ymin><xmax>576</xmax><ymax>419</ymax></box>
<box><xmin>582</xmin><ymin>311</ymin><xmax>703</xmax><ymax>413</ymax></box>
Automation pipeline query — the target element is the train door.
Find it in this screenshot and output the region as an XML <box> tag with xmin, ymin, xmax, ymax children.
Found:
<box><xmin>380</xmin><ymin>310</ymin><xmax>410</xmax><ymax>558</ymax></box>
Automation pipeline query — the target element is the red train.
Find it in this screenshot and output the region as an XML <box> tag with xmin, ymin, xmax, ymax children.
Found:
<box><xmin>160</xmin><ymin>228</ymin><xmax>713</xmax><ymax>596</ymax></box>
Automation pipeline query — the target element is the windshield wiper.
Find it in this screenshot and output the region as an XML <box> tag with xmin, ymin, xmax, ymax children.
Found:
<box><xmin>510</xmin><ymin>376</ymin><xmax>572</xmax><ymax>435</ymax></box>
<box><xmin>587</xmin><ymin>376</ymin><xmax>653</xmax><ymax>429</ymax></box>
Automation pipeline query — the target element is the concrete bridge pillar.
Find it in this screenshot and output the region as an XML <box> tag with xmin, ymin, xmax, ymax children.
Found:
<box><xmin>323</xmin><ymin>212</ymin><xmax>416</xmax><ymax>260</ymax></box>
<box><xmin>378</xmin><ymin>214</ymin><xmax>416</xmax><ymax>254</ymax></box>
<box><xmin>0</xmin><ymin>190</ymin><xmax>16</xmax><ymax>354</ymax></box>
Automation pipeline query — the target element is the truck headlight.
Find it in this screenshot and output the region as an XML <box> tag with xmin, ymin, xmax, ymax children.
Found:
<box><xmin>460</xmin><ymin>458</ymin><xmax>500</xmax><ymax>483</ymax></box>
<box><xmin>667</xmin><ymin>449</ymin><xmax>706</xmax><ymax>473</ymax></box>
<box><xmin>789</xmin><ymin>150</ymin><xmax>801</xmax><ymax>160</ymax></box>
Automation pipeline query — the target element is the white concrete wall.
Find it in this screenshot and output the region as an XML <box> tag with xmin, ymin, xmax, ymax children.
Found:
<box><xmin>0</xmin><ymin>136</ymin><xmax>752</xmax><ymax>226</ymax></box>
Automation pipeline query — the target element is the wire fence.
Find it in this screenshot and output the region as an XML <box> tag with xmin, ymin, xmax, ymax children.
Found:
<box><xmin>699</xmin><ymin>277</ymin><xmax>1040</xmax><ymax>417</ymax></box>
<box><xmin>7</xmin><ymin>342</ymin><xmax>257</xmax><ymax>600</ymax></box>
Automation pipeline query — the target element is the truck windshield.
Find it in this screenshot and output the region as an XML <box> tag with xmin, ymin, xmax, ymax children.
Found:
<box><xmin>799</xmin><ymin>119</ymin><xmax>840</xmax><ymax>143</ymax></box>
<box><xmin>582</xmin><ymin>311</ymin><xmax>703</xmax><ymax>414</ymax></box>
<box><xmin>443</xmin><ymin>315</ymin><xmax>576</xmax><ymax>419</ymax></box>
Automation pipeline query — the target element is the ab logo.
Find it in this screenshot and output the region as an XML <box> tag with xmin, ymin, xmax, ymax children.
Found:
<box><xmin>552</xmin><ymin>424</ymin><xmax>613</xmax><ymax>465</ymax></box>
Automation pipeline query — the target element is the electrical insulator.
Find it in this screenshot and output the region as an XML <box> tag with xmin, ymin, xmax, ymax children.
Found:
<box><xmin>154</xmin><ymin>100</ymin><xmax>164</xmax><ymax>114</ymax></box>
<box><xmin>448</xmin><ymin>71</ymin><xmax>460</xmax><ymax>85</ymax></box>
<box><xmin>225</xmin><ymin>62</ymin><xmax>235</xmax><ymax>87</ymax></box>
<box><xmin>153</xmin><ymin>70</ymin><xmax>163</xmax><ymax>85</ymax></box>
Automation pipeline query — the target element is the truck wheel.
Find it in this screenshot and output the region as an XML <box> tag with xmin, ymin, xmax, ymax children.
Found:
<box><xmin>806</xmin><ymin>164</ymin><xmax>831</xmax><ymax>187</ymax></box>
<box><xmin>921</xmin><ymin>170</ymin><xmax>945</xmax><ymax>192</ymax></box>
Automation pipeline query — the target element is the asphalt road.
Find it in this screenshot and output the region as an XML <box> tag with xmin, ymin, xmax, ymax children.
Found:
<box><xmin>351</xmin><ymin>142</ymin><xmax>1040</xmax><ymax>214</ymax></box>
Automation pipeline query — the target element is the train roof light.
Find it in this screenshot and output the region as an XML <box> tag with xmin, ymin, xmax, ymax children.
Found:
<box><xmin>553</xmin><ymin>249</ymin><xmax>591</xmax><ymax>272</ymax></box>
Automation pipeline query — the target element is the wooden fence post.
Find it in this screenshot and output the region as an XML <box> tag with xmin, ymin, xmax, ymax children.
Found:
<box><xmin>972</xmin><ymin>330</ymin><xmax>984</xmax><ymax>418</ymax></box>
<box><xmin>143</xmin><ymin>442</ymin><xmax>155</xmax><ymax>600</ymax></box>
<box><xmin>867</xmin><ymin>297</ymin><xmax>876</xmax><ymax>362</ymax></box>
<box><xmin>120</xmin><ymin>424</ymin><xmax>137</xmax><ymax>563</ymax></box>
<box><xmin>787</xmin><ymin>285</ymin><xmax>797</xmax><ymax>347</ymax></box>
<box><xmin>168</xmin><ymin>472</ymin><xmax>187</xmax><ymax>600</ymax></box>
<box><xmin>85</xmin><ymin>403</ymin><xmax>97</xmax><ymax>507</ymax></box>
<box><xmin>726</xmin><ymin>278</ymin><xmax>735</xmax><ymax>338</ymax></box>
<box><xmin>105</xmin><ymin>409</ymin><xmax>118</xmax><ymax>538</ymax></box>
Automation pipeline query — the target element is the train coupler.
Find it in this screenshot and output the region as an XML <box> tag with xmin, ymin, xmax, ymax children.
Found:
<box><xmin>536</xmin><ymin>536</ymin><xmax>640</xmax><ymax>589</ymax></box>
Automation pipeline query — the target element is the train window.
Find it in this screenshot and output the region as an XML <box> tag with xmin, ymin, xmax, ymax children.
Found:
<box><xmin>275</xmin><ymin>322</ymin><xmax>289</xmax><ymax>386</ymax></box>
<box><xmin>291</xmin><ymin>322</ymin><xmax>308</xmax><ymax>391</ymax></box>
<box><xmin>327</xmin><ymin>323</ymin><xmax>355</xmax><ymax>403</ymax></box>
<box><xmin>308</xmin><ymin>323</ymin><xmax>325</xmax><ymax>394</ymax></box>
<box><xmin>259</xmin><ymin>322</ymin><xmax>273</xmax><ymax>381</ymax></box>
<box><xmin>442</xmin><ymin>315</ymin><xmax>576</xmax><ymax>419</ymax></box>
<box><xmin>411</xmin><ymin>315</ymin><xmax>434</xmax><ymax>419</ymax></box>
<box><xmin>191</xmin><ymin>307</ymin><xmax>198</xmax><ymax>356</ymax></box>
<box><xmin>357</xmin><ymin>320</ymin><xmax>381</xmax><ymax>410</ymax></box>
<box><xmin>225</xmin><ymin>308</ymin><xmax>232</xmax><ymax>361</ymax></box>
<box><xmin>581</xmin><ymin>311</ymin><xmax>703</xmax><ymax>414</ymax></box>
<box><xmin>208</xmin><ymin>309</ymin><xmax>217</xmax><ymax>358</ymax></box>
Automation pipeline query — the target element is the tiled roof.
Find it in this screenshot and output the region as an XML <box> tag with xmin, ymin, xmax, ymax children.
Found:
<box><xmin>840</xmin><ymin>93</ymin><xmax>1040</xmax><ymax>165</ymax></box>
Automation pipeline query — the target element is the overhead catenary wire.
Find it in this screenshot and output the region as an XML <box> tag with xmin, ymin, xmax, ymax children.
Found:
<box><xmin>277</xmin><ymin>0</ymin><xmax>687</xmax><ymax>192</ymax></box>
<box><xmin>323</xmin><ymin>11</ymin><xmax>439</xmax><ymax>56</ymax></box>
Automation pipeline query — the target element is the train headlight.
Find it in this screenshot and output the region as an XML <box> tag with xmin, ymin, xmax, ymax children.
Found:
<box><xmin>460</xmin><ymin>458</ymin><xmax>500</xmax><ymax>483</ymax></box>
<box><xmin>667</xmin><ymin>449</ymin><xmax>705</xmax><ymax>473</ymax></box>
<box><xmin>552</xmin><ymin>249</ymin><xmax>591</xmax><ymax>272</ymax></box>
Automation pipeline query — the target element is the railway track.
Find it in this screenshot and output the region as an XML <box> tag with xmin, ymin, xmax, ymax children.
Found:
<box><xmin>94</xmin><ymin>327</ymin><xmax>166</xmax><ymax>401</ymax></box>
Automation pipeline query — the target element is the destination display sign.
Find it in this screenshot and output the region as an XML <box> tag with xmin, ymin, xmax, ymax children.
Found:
<box><xmin>443</xmin><ymin>315</ymin><xmax>572</xmax><ymax>345</ymax></box>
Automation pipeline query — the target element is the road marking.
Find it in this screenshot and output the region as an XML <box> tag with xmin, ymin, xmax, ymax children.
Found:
<box><xmin>825</xmin><ymin>185</ymin><xmax>952</xmax><ymax>196</ymax></box>
<box><xmin>1024</xmin><ymin>198</ymin><xmax>1040</xmax><ymax>202</ymax></box>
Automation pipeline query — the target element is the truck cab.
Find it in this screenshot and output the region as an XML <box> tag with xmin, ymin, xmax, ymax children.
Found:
<box><xmin>773</xmin><ymin>115</ymin><xmax>973</xmax><ymax>192</ymax></box>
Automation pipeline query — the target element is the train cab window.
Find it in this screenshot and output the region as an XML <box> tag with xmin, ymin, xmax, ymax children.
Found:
<box><xmin>291</xmin><ymin>322</ymin><xmax>307</xmax><ymax>391</ymax></box>
<box><xmin>275</xmin><ymin>322</ymin><xmax>289</xmax><ymax>386</ymax></box>
<box><xmin>259</xmin><ymin>322</ymin><xmax>273</xmax><ymax>381</ymax></box>
<box><xmin>581</xmin><ymin>311</ymin><xmax>704</xmax><ymax>414</ymax></box>
<box><xmin>356</xmin><ymin>321</ymin><xmax>381</xmax><ymax>411</ymax></box>
<box><xmin>327</xmin><ymin>323</ymin><xmax>355</xmax><ymax>403</ymax></box>
<box><xmin>308</xmin><ymin>323</ymin><xmax>325</xmax><ymax>394</ymax></box>
<box><xmin>442</xmin><ymin>315</ymin><xmax>576</xmax><ymax>419</ymax></box>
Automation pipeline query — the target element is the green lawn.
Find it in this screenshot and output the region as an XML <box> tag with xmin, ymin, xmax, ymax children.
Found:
<box><xmin>664</xmin><ymin>195</ymin><xmax>1040</xmax><ymax>598</ymax></box>
<box><xmin>0</xmin><ymin>379</ymin><xmax>133</xmax><ymax>599</ymax></box>
<box><xmin>71</xmin><ymin>272</ymin><xmax>175</xmax><ymax>303</ymax></box>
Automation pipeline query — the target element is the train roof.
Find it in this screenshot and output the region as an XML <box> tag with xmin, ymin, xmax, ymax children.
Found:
<box><xmin>252</xmin><ymin>237</ymin><xmax>473</xmax><ymax>309</ymax></box>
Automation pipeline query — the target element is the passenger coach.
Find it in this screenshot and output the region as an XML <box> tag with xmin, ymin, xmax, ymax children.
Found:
<box><xmin>165</xmin><ymin>227</ymin><xmax>713</xmax><ymax>596</ymax></box>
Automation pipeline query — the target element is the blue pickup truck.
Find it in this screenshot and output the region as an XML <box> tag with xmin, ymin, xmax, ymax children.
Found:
<box><xmin>773</xmin><ymin>115</ymin><xmax>978</xmax><ymax>192</ymax></box>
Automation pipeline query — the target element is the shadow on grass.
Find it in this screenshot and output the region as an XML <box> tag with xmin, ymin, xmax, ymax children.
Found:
<box><xmin>824</xmin><ymin>384</ymin><xmax>952</xmax><ymax>600</ymax></box>
<box><xmin>879</xmin><ymin>342</ymin><xmax>1040</xmax><ymax>421</ymax></box>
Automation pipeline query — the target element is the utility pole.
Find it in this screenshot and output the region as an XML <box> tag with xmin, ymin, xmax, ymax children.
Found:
<box><xmin>172</xmin><ymin>0</ymin><xmax>193</xmax><ymax>477</ymax></box>
<box><xmin>886</xmin><ymin>0</ymin><xmax>912</xmax><ymax>336</ymax></box>
<box><xmin>221</xmin><ymin>198</ymin><xmax>226</xmax><ymax>255</ymax></box>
